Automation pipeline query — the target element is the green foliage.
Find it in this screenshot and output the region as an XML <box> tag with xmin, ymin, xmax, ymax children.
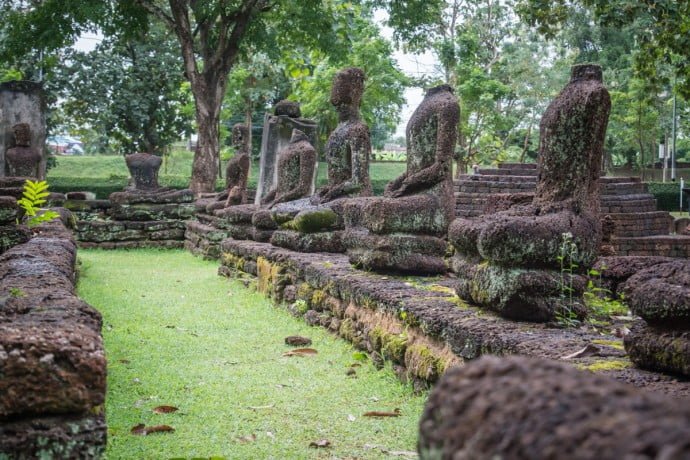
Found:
<box><xmin>16</xmin><ymin>180</ymin><xmax>60</xmax><ymax>228</ymax></box>
<box><xmin>556</xmin><ymin>232</ymin><xmax>582</xmax><ymax>328</ymax></box>
<box><xmin>47</xmin><ymin>22</ymin><xmax>193</xmax><ymax>155</ymax></box>
<box><xmin>647</xmin><ymin>182</ymin><xmax>684</xmax><ymax>212</ymax></box>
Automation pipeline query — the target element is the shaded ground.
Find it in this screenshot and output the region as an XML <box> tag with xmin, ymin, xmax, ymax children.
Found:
<box><xmin>77</xmin><ymin>249</ymin><xmax>425</xmax><ymax>459</ymax></box>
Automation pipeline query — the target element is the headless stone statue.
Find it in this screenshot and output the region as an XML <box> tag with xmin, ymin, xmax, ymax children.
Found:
<box><xmin>448</xmin><ymin>64</ymin><xmax>611</xmax><ymax>322</ymax></box>
<box><xmin>341</xmin><ymin>85</ymin><xmax>459</xmax><ymax>273</ymax></box>
<box><xmin>261</xmin><ymin>129</ymin><xmax>316</xmax><ymax>208</ymax></box>
<box><xmin>268</xmin><ymin>67</ymin><xmax>373</xmax><ymax>254</ymax></box>
<box><xmin>312</xmin><ymin>67</ymin><xmax>371</xmax><ymax>204</ymax></box>
<box><xmin>225</xmin><ymin>123</ymin><xmax>251</xmax><ymax>206</ymax></box>
<box><xmin>125</xmin><ymin>152</ymin><xmax>162</xmax><ymax>191</ymax></box>
<box><xmin>5</xmin><ymin>123</ymin><xmax>41</xmax><ymax>178</ymax></box>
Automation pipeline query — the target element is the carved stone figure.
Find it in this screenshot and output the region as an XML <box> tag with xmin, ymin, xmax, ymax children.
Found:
<box><xmin>448</xmin><ymin>64</ymin><xmax>611</xmax><ymax>322</ymax></box>
<box><xmin>5</xmin><ymin>123</ymin><xmax>41</xmax><ymax>178</ymax></box>
<box><xmin>261</xmin><ymin>129</ymin><xmax>316</xmax><ymax>208</ymax></box>
<box><xmin>255</xmin><ymin>100</ymin><xmax>318</xmax><ymax>203</ymax></box>
<box><xmin>204</xmin><ymin>123</ymin><xmax>251</xmax><ymax>214</ymax></box>
<box><xmin>125</xmin><ymin>152</ymin><xmax>163</xmax><ymax>191</ymax></box>
<box><xmin>341</xmin><ymin>84</ymin><xmax>458</xmax><ymax>273</ymax></box>
<box><xmin>268</xmin><ymin>67</ymin><xmax>372</xmax><ymax>254</ymax></box>
<box><xmin>312</xmin><ymin>67</ymin><xmax>371</xmax><ymax>204</ymax></box>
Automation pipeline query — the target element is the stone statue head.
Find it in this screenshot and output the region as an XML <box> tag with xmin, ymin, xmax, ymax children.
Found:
<box><xmin>274</xmin><ymin>100</ymin><xmax>301</xmax><ymax>118</ymax></box>
<box><xmin>330</xmin><ymin>67</ymin><xmax>366</xmax><ymax>108</ymax></box>
<box><xmin>231</xmin><ymin>123</ymin><xmax>250</xmax><ymax>151</ymax></box>
<box><xmin>571</xmin><ymin>64</ymin><xmax>603</xmax><ymax>82</ymax></box>
<box><xmin>12</xmin><ymin>123</ymin><xmax>31</xmax><ymax>147</ymax></box>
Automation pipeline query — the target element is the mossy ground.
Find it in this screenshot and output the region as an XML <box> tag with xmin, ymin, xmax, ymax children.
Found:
<box><xmin>77</xmin><ymin>249</ymin><xmax>426</xmax><ymax>459</ymax></box>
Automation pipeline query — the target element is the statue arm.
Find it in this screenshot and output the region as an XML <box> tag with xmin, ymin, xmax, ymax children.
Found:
<box><xmin>323</xmin><ymin>134</ymin><xmax>371</xmax><ymax>201</ymax></box>
<box><xmin>384</xmin><ymin>172</ymin><xmax>407</xmax><ymax>197</ymax></box>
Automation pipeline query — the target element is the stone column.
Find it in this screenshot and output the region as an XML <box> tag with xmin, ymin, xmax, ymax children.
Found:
<box><xmin>0</xmin><ymin>81</ymin><xmax>46</xmax><ymax>179</ymax></box>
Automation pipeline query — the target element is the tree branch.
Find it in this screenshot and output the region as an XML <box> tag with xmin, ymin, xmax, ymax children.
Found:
<box><xmin>132</xmin><ymin>0</ymin><xmax>176</xmax><ymax>30</ymax></box>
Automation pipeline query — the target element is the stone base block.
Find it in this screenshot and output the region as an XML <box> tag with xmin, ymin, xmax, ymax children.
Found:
<box><xmin>624</xmin><ymin>320</ymin><xmax>690</xmax><ymax>377</ymax></box>
<box><xmin>0</xmin><ymin>224</ymin><xmax>31</xmax><ymax>253</ymax></box>
<box><xmin>0</xmin><ymin>413</ymin><xmax>106</xmax><ymax>459</ymax></box>
<box><xmin>76</xmin><ymin>219</ymin><xmax>186</xmax><ymax>243</ymax></box>
<box><xmin>214</xmin><ymin>204</ymin><xmax>257</xmax><ymax>224</ymax></box>
<box><xmin>452</xmin><ymin>255</ymin><xmax>586</xmax><ymax>322</ymax></box>
<box><xmin>418</xmin><ymin>356</ymin><xmax>690</xmax><ymax>460</ymax></box>
<box><xmin>343</xmin><ymin>229</ymin><xmax>448</xmax><ymax>274</ymax></box>
<box><xmin>77</xmin><ymin>239</ymin><xmax>183</xmax><ymax>250</ymax></box>
<box><xmin>109</xmin><ymin>188</ymin><xmax>194</xmax><ymax>204</ymax></box>
<box><xmin>270</xmin><ymin>229</ymin><xmax>344</xmax><ymax>253</ymax></box>
<box><xmin>0</xmin><ymin>195</ymin><xmax>18</xmax><ymax>224</ymax></box>
<box><xmin>110</xmin><ymin>202</ymin><xmax>195</xmax><ymax>221</ymax></box>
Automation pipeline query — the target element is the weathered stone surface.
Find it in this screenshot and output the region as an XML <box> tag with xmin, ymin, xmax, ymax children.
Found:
<box><xmin>5</xmin><ymin>123</ymin><xmax>41</xmax><ymax>178</ymax></box>
<box><xmin>270</xmin><ymin>229</ymin><xmax>344</xmax><ymax>253</ymax></box>
<box><xmin>125</xmin><ymin>152</ymin><xmax>162</xmax><ymax>190</ymax></box>
<box><xmin>109</xmin><ymin>188</ymin><xmax>194</xmax><ymax>204</ymax></box>
<box><xmin>0</xmin><ymin>413</ymin><xmax>106</xmax><ymax>459</ymax></box>
<box><xmin>418</xmin><ymin>356</ymin><xmax>690</xmax><ymax>460</ymax></box>
<box><xmin>78</xmin><ymin>239</ymin><xmax>183</xmax><ymax>250</ymax></box>
<box><xmin>0</xmin><ymin>219</ymin><xmax>106</xmax><ymax>456</ymax></box>
<box><xmin>623</xmin><ymin>259</ymin><xmax>690</xmax><ymax>327</ymax></box>
<box><xmin>452</xmin><ymin>255</ymin><xmax>587</xmax><ymax>323</ymax></box>
<box><xmin>261</xmin><ymin>129</ymin><xmax>317</xmax><ymax>208</ymax></box>
<box><xmin>624</xmin><ymin>320</ymin><xmax>690</xmax><ymax>377</ymax></box>
<box><xmin>344</xmin><ymin>230</ymin><xmax>448</xmax><ymax>274</ymax></box>
<box><xmin>251</xmin><ymin>208</ymin><xmax>279</xmax><ymax>230</ymax></box>
<box><xmin>450</xmin><ymin>206</ymin><xmax>601</xmax><ymax>269</ymax></box>
<box><xmin>593</xmin><ymin>255</ymin><xmax>676</xmax><ymax>296</ymax></box>
<box><xmin>65</xmin><ymin>191</ymin><xmax>96</xmax><ymax>201</ymax></box>
<box><xmin>215</xmin><ymin>204</ymin><xmax>257</xmax><ymax>224</ymax></box>
<box><xmin>676</xmin><ymin>217</ymin><xmax>690</xmax><ymax>235</ymax></box>
<box><xmin>0</xmin><ymin>195</ymin><xmax>18</xmax><ymax>224</ymax></box>
<box><xmin>274</xmin><ymin>99</ymin><xmax>301</xmax><ymax>118</ymax></box>
<box><xmin>75</xmin><ymin>219</ymin><xmax>186</xmax><ymax>243</ymax></box>
<box><xmin>0</xmin><ymin>223</ymin><xmax>31</xmax><ymax>253</ymax></box>
<box><xmin>109</xmin><ymin>202</ymin><xmax>195</xmax><ymax>221</ymax></box>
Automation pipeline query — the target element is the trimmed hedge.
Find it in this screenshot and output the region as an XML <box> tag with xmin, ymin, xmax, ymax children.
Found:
<box><xmin>647</xmin><ymin>182</ymin><xmax>686</xmax><ymax>212</ymax></box>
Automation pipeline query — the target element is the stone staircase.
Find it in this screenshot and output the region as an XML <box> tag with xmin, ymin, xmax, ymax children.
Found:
<box><xmin>455</xmin><ymin>163</ymin><xmax>689</xmax><ymax>257</ymax></box>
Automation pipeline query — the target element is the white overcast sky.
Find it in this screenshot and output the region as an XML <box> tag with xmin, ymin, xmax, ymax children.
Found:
<box><xmin>74</xmin><ymin>10</ymin><xmax>439</xmax><ymax>138</ymax></box>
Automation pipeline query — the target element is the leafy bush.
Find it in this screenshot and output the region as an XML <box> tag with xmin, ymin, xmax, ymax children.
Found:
<box><xmin>17</xmin><ymin>180</ymin><xmax>61</xmax><ymax>228</ymax></box>
<box><xmin>647</xmin><ymin>182</ymin><xmax>685</xmax><ymax>212</ymax></box>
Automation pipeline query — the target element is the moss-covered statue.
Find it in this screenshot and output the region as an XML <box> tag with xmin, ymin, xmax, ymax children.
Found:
<box><xmin>206</xmin><ymin>123</ymin><xmax>251</xmax><ymax>213</ymax></box>
<box><xmin>268</xmin><ymin>67</ymin><xmax>373</xmax><ymax>253</ymax></box>
<box><xmin>448</xmin><ymin>64</ymin><xmax>611</xmax><ymax>322</ymax></box>
<box><xmin>5</xmin><ymin>123</ymin><xmax>41</xmax><ymax>178</ymax></box>
<box><xmin>341</xmin><ymin>84</ymin><xmax>459</xmax><ymax>273</ymax></box>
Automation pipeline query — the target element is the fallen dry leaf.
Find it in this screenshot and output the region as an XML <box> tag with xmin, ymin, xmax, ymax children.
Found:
<box><xmin>282</xmin><ymin>348</ymin><xmax>318</xmax><ymax>357</ymax></box>
<box><xmin>363</xmin><ymin>408</ymin><xmax>401</xmax><ymax>417</ymax></box>
<box><xmin>285</xmin><ymin>335</ymin><xmax>312</xmax><ymax>346</ymax></box>
<box><xmin>152</xmin><ymin>405</ymin><xmax>178</xmax><ymax>414</ymax></box>
<box><xmin>309</xmin><ymin>439</ymin><xmax>331</xmax><ymax>448</ymax></box>
<box><xmin>117</xmin><ymin>359</ymin><xmax>130</xmax><ymax>364</ymax></box>
<box><xmin>562</xmin><ymin>344</ymin><xmax>602</xmax><ymax>360</ymax></box>
<box><xmin>131</xmin><ymin>424</ymin><xmax>175</xmax><ymax>435</ymax></box>
<box><xmin>237</xmin><ymin>434</ymin><xmax>256</xmax><ymax>444</ymax></box>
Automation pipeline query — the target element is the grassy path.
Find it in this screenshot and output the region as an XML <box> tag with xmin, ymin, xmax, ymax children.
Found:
<box><xmin>77</xmin><ymin>249</ymin><xmax>426</xmax><ymax>459</ymax></box>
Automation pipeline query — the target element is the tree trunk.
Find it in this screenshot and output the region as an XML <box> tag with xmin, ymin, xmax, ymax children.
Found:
<box><xmin>190</xmin><ymin>85</ymin><xmax>223</xmax><ymax>194</ymax></box>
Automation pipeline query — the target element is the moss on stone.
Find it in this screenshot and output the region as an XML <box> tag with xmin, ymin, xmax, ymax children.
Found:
<box><xmin>296</xmin><ymin>282</ymin><xmax>314</xmax><ymax>302</ymax></box>
<box><xmin>381</xmin><ymin>333</ymin><xmax>408</xmax><ymax>363</ymax></box>
<box><xmin>405</xmin><ymin>343</ymin><xmax>441</xmax><ymax>381</ymax></box>
<box><xmin>311</xmin><ymin>289</ymin><xmax>328</xmax><ymax>311</ymax></box>
<box><xmin>286</xmin><ymin>209</ymin><xmax>338</xmax><ymax>233</ymax></box>
<box><xmin>591</xmin><ymin>339</ymin><xmax>624</xmax><ymax>351</ymax></box>
<box><xmin>339</xmin><ymin>318</ymin><xmax>356</xmax><ymax>342</ymax></box>
<box><xmin>578</xmin><ymin>359</ymin><xmax>631</xmax><ymax>373</ymax></box>
<box><xmin>256</xmin><ymin>257</ymin><xmax>285</xmax><ymax>297</ymax></box>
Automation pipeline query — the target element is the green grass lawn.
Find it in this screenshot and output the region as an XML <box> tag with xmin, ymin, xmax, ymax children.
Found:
<box><xmin>48</xmin><ymin>152</ymin><xmax>406</xmax><ymax>197</ymax></box>
<box><xmin>77</xmin><ymin>249</ymin><xmax>426</xmax><ymax>459</ymax></box>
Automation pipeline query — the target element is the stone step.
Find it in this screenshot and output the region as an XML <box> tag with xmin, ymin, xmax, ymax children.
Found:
<box><xmin>607</xmin><ymin>212</ymin><xmax>674</xmax><ymax>237</ymax></box>
<box><xmin>497</xmin><ymin>162</ymin><xmax>537</xmax><ymax>170</ymax></box>
<box><xmin>477</xmin><ymin>168</ymin><xmax>538</xmax><ymax>176</ymax></box>
<box><xmin>613</xmin><ymin>235</ymin><xmax>690</xmax><ymax>258</ymax></box>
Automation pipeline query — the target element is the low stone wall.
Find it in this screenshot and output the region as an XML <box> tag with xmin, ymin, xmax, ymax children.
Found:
<box><xmin>218</xmin><ymin>238</ymin><xmax>690</xmax><ymax>397</ymax></box>
<box><xmin>65</xmin><ymin>196</ymin><xmax>193</xmax><ymax>249</ymax></box>
<box><xmin>184</xmin><ymin>213</ymin><xmax>231</xmax><ymax>259</ymax></box>
<box><xmin>0</xmin><ymin>220</ymin><xmax>107</xmax><ymax>458</ymax></box>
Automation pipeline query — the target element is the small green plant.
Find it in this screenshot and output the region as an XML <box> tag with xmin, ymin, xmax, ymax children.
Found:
<box><xmin>9</xmin><ymin>287</ymin><xmax>25</xmax><ymax>297</ymax></box>
<box><xmin>16</xmin><ymin>180</ymin><xmax>61</xmax><ymax>228</ymax></box>
<box><xmin>584</xmin><ymin>266</ymin><xmax>629</xmax><ymax>318</ymax></box>
<box><xmin>556</xmin><ymin>232</ymin><xmax>581</xmax><ymax>328</ymax></box>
